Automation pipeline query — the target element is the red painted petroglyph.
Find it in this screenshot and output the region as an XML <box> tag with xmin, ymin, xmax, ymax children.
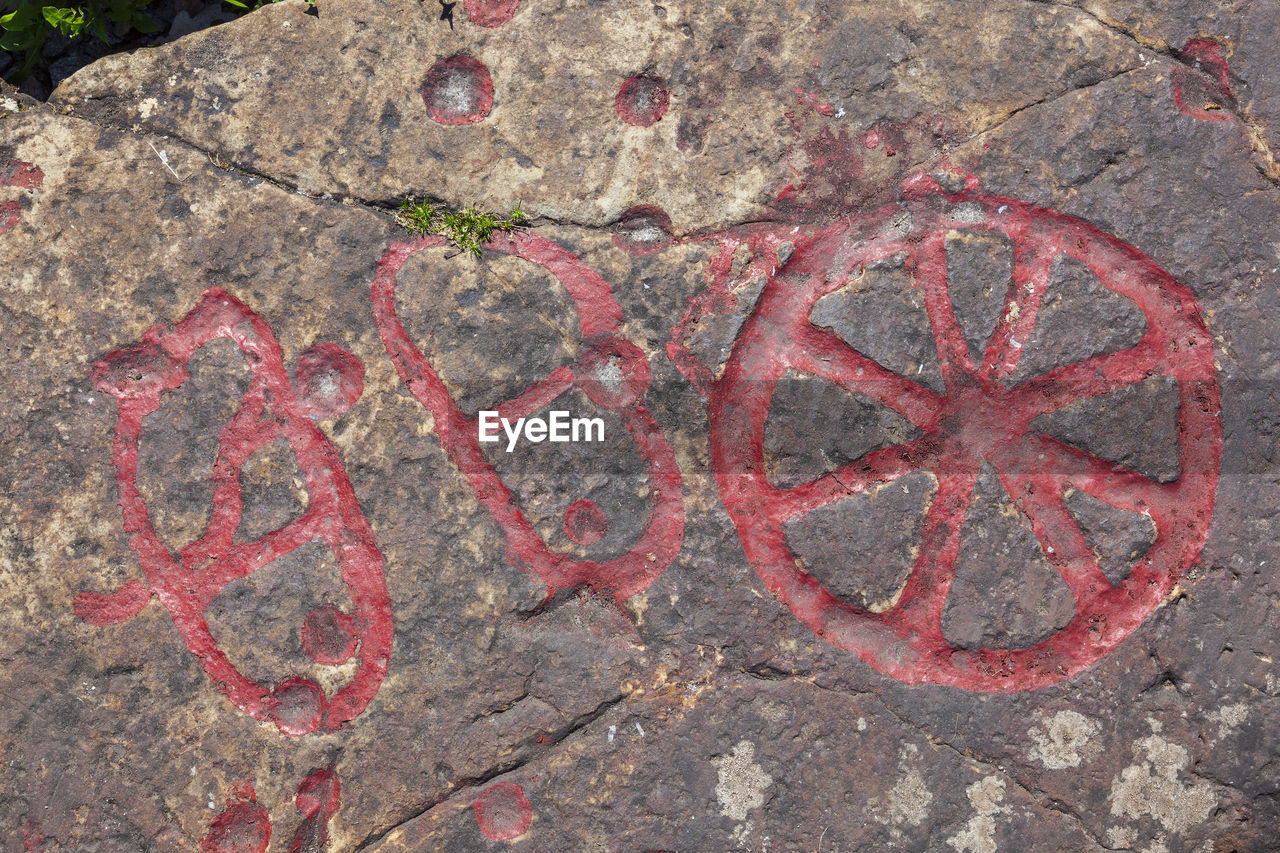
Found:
<box><xmin>683</xmin><ymin>177</ymin><xmax>1220</xmax><ymax>692</ymax></box>
<box><xmin>1172</xmin><ymin>38</ymin><xmax>1233</xmax><ymax>122</ymax></box>
<box><xmin>772</xmin><ymin>114</ymin><xmax>866</xmax><ymax>219</ymax></box>
<box><xmin>1</xmin><ymin>160</ymin><xmax>42</xmax><ymax>236</ymax></box>
<box><xmin>421</xmin><ymin>55</ymin><xmax>494</xmax><ymax>126</ymax></box>
<box><xmin>288</xmin><ymin>768</ymin><xmax>340</xmax><ymax>853</ymax></box>
<box><xmin>793</xmin><ymin>86</ymin><xmax>834</xmax><ymax>117</ymax></box>
<box><xmin>301</xmin><ymin>604</ymin><xmax>359</xmax><ymax>665</ymax></box>
<box><xmin>295</xmin><ymin>342</ymin><xmax>365</xmax><ymax>420</ymax></box>
<box><xmin>612</xmin><ymin>205</ymin><xmax>674</xmax><ymax>255</ymax></box>
<box><xmin>563</xmin><ymin>499</ymin><xmax>608</xmax><ymax>546</ymax></box>
<box><xmin>23</xmin><ymin>817</ymin><xmax>44</xmax><ymax>853</ymax></box>
<box><xmin>202</xmin><ymin>787</ymin><xmax>271</xmax><ymax>853</ymax></box>
<box><xmin>864</xmin><ymin>120</ymin><xmax>905</xmax><ymax>156</ymax></box>
<box><xmin>667</xmin><ymin>225</ymin><xmax>792</xmax><ymax>395</ymax></box>
<box><xmin>473</xmin><ymin>781</ymin><xmax>532</xmax><ymax>842</ymax></box>
<box><xmin>463</xmin><ymin>0</ymin><xmax>519</xmax><ymax>27</ymax></box>
<box><xmin>1</xmin><ymin>160</ymin><xmax>43</xmax><ymax>190</ymax></box>
<box><xmin>615</xmin><ymin>75</ymin><xmax>670</xmax><ymax>127</ymax></box>
<box><xmin>371</xmin><ymin>231</ymin><xmax>684</xmax><ymax>600</ymax></box>
<box><xmin>75</xmin><ymin>288</ymin><xmax>393</xmax><ymax>734</ymax></box>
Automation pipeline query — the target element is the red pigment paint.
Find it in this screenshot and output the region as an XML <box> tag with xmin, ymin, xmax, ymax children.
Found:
<box><xmin>295</xmin><ymin>342</ymin><xmax>365</xmax><ymax>420</ymax></box>
<box><xmin>863</xmin><ymin>120</ymin><xmax>903</xmax><ymax>156</ymax></box>
<box><xmin>1</xmin><ymin>160</ymin><xmax>43</xmax><ymax>189</ymax></box>
<box><xmin>202</xmin><ymin>798</ymin><xmax>271</xmax><ymax>853</ymax></box>
<box><xmin>615</xmin><ymin>75</ymin><xmax>669</xmax><ymax>127</ymax></box>
<box><xmin>23</xmin><ymin>817</ymin><xmax>44</xmax><ymax>853</ymax></box>
<box><xmin>463</xmin><ymin>0</ymin><xmax>519</xmax><ymax>27</ymax></box>
<box><xmin>793</xmin><ymin>86</ymin><xmax>834</xmax><ymax>116</ymax></box>
<box><xmin>1171</xmin><ymin>37</ymin><xmax>1233</xmax><ymax>121</ymax></box>
<box><xmin>371</xmin><ymin>231</ymin><xmax>684</xmax><ymax>600</ymax></box>
<box><xmin>770</xmin><ymin>114</ymin><xmax>866</xmax><ymax>221</ymax></box>
<box><xmin>1</xmin><ymin>160</ymin><xmax>42</xmax><ymax>236</ymax></box>
<box><xmin>76</xmin><ymin>288</ymin><xmax>393</xmax><ymax>734</ymax></box>
<box><xmin>473</xmin><ymin>781</ymin><xmax>532</xmax><ymax>842</ymax></box>
<box><xmin>421</xmin><ymin>55</ymin><xmax>494</xmax><ymax>126</ymax></box>
<box><xmin>563</xmin><ymin>499</ymin><xmax>608</xmax><ymax>546</ymax></box>
<box><xmin>685</xmin><ymin>177</ymin><xmax>1220</xmax><ymax>692</ymax></box>
<box><xmin>287</xmin><ymin>768</ymin><xmax>340</xmax><ymax>853</ymax></box>
<box><xmin>612</xmin><ymin>205</ymin><xmax>674</xmax><ymax>255</ymax></box>
<box><xmin>667</xmin><ymin>225</ymin><xmax>794</xmax><ymax>395</ymax></box>
<box><xmin>301</xmin><ymin>605</ymin><xmax>358</xmax><ymax>665</ymax></box>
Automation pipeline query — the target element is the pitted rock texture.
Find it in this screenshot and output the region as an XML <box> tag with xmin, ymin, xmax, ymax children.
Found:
<box><xmin>2</xmin><ymin>0</ymin><xmax>1280</xmax><ymax>849</ymax></box>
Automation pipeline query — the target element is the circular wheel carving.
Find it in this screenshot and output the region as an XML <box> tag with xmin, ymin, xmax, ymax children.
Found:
<box><xmin>709</xmin><ymin>184</ymin><xmax>1221</xmax><ymax>691</ymax></box>
<box><xmin>371</xmin><ymin>231</ymin><xmax>684</xmax><ymax>599</ymax></box>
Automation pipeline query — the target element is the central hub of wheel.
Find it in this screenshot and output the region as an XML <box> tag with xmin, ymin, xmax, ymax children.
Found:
<box><xmin>935</xmin><ymin>377</ymin><xmax>1026</xmax><ymax>463</ymax></box>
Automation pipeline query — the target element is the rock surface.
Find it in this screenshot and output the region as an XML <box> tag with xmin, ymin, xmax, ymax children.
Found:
<box><xmin>2</xmin><ymin>0</ymin><xmax>1280</xmax><ymax>849</ymax></box>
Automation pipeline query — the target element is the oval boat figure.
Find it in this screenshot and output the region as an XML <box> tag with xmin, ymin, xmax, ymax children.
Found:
<box><xmin>76</xmin><ymin>288</ymin><xmax>393</xmax><ymax>735</ymax></box>
<box><xmin>371</xmin><ymin>230</ymin><xmax>684</xmax><ymax>600</ymax></box>
<box><xmin>688</xmin><ymin>176</ymin><xmax>1221</xmax><ymax>692</ymax></box>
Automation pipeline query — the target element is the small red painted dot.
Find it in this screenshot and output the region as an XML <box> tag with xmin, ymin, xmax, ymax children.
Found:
<box><xmin>612</xmin><ymin>205</ymin><xmax>673</xmax><ymax>255</ymax></box>
<box><xmin>575</xmin><ymin>337</ymin><xmax>650</xmax><ymax>409</ymax></box>
<box><xmin>300</xmin><ymin>605</ymin><xmax>358</xmax><ymax>665</ymax></box>
<box><xmin>201</xmin><ymin>801</ymin><xmax>271</xmax><ymax>853</ymax></box>
<box><xmin>90</xmin><ymin>344</ymin><xmax>186</xmax><ymax>399</ymax></box>
<box><xmin>616</xmin><ymin>75</ymin><xmax>669</xmax><ymax>127</ymax></box>
<box><xmin>269</xmin><ymin>677</ymin><xmax>325</xmax><ymax>736</ymax></box>
<box><xmin>295</xmin><ymin>343</ymin><xmax>365</xmax><ymax>419</ymax></box>
<box><xmin>463</xmin><ymin>0</ymin><xmax>520</xmax><ymax>27</ymax></box>
<box><xmin>564</xmin><ymin>500</ymin><xmax>608</xmax><ymax>546</ymax></box>
<box><xmin>421</xmin><ymin>55</ymin><xmax>494</xmax><ymax>126</ymax></box>
<box><xmin>474</xmin><ymin>782</ymin><xmax>532</xmax><ymax>842</ymax></box>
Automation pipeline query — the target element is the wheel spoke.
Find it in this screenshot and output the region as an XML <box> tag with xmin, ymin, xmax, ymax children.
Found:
<box><xmin>982</xmin><ymin>242</ymin><xmax>1056</xmax><ymax>381</ymax></box>
<box><xmin>486</xmin><ymin>365</ymin><xmax>576</xmax><ymax>424</ymax></box>
<box><xmin>1008</xmin><ymin>336</ymin><xmax>1164</xmax><ymax>418</ymax></box>
<box><xmin>916</xmin><ymin>232</ymin><xmax>977</xmax><ymax>387</ymax></box>
<box><xmin>1014</xmin><ymin>431</ymin><xmax>1175</xmax><ymax>521</ymax></box>
<box><xmin>192</xmin><ymin>508</ymin><xmax>326</xmax><ymax>609</ymax></box>
<box><xmin>179</xmin><ymin>397</ymin><xmax>276</xmax><ymax>567</ymax></box>
<box><xmin>886</xmin><ymin>466</ymin><xmax>979</xmax><ymax>639</ymax></box>
<box><xmin>790</xmin><ymin>326</ymin><xmax>944</xmax><ymax>430</ymax></box>
<box><xmin>766</xmin><ymin>437</ymin><xmax>935</xmax><ymax>521</ymax></box>
<box><xmin>994</xmin><ymin>462</ymin><xmax>1113</xmax><ymax>605</ymax></box>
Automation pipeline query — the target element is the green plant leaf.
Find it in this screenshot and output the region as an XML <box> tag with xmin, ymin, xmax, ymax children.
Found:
<box><xmin>0</xmin><ymin>32</ymin><xmax>28</xmax><ymax>49</ymax></box>
<box><xmin>131</xmin><ymin>10</ymin><xmax>159</xmax><ymax>32</ymax></box>
<box><xmin>42</xmin><ymin>6</ymin><xmax>86</xmax><ymax>37</ymax></box>
<box><xmin>2</xmin><ymin>6</ymin><xmax>41</xmax><ymax>31</ymax></box>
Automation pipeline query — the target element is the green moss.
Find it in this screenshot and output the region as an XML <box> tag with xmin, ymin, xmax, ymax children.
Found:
<box><xmin>396</xmin><ymin>198</ymin><xmax>529</xmax><ymax>259</ymax></box>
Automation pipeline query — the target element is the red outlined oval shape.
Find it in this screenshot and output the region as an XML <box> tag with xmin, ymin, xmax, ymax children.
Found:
<box><xmin>705</xmin><ymin>187</ymin><xmax>1221</xmax><ymax>692</ymax></box>
<box><xmin>77</xmin><ymin>289</ymin><xmax>393</xmax><ymax>734</ymax></box>
<box><xmin>371</xmin><ymin>231</ymin><xmax>684</xmax><ymax>600</ymax></box>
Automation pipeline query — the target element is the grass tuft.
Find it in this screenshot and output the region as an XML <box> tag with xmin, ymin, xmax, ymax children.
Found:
<box><xmin>396</xmin><ymin>198</ymin><xmax>528</xmax><ymax>258</ymax></box>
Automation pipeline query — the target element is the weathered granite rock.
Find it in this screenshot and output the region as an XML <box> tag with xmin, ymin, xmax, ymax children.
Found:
<box><xmin>2</xmin><ymin>0</ymin><xmax>1280</xmax><ymax>849</ymax></box>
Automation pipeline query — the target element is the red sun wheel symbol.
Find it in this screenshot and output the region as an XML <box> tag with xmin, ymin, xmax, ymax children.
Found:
<box><xmin>709</xmin><ymin>183</ymin><xmax>1221</xmax><ymax>692</ymax></box>
<box><xmin>371</xmin><ymin>230</ymin><xmax>684</xmax><ymax>600</ymax></box>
